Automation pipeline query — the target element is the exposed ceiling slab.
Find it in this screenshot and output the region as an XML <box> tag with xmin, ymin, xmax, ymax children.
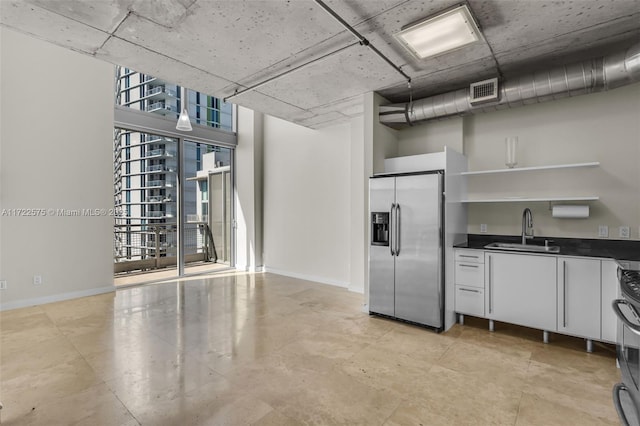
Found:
<box><xmin>1</xmin><ymin>0</ymin><xmax>110</xmax><ymax>54</ymax></box>
<box><xmin>2</xmin><ymin>0</ymin><xmax>639</xmax><ymax>129</ymax></box>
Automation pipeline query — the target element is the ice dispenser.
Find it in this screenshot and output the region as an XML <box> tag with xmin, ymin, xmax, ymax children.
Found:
<box><xmin>371</xmin><ymin>212</ymin><xmax>390</xmax><ymax>246</ymax></box>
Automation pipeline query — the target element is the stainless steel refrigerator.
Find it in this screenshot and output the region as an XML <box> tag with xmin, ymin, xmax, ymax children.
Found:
<box><xmin>369</xmin><ymin>172</ymin><xmax>444</xmax><ymax>330</ymax></box>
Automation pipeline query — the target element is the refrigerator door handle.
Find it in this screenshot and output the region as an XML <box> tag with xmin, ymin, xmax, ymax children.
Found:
<box><xmin>390</xmin><ymin>203</ymin><xmax>396</xmax><ymax>256</ymax></box>
<box><xmin>395</xmin><ymin>203</ymin><xmax>401</xmax><ymax>256</ymax></box>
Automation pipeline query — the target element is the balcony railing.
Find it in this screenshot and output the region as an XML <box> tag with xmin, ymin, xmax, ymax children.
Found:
<box><xmin>147</xmin><ymin>164</ymin><xmax>170</xmax><ymax>172</ymax></box>
<box><xmin>143</xmin><ymin>149</ymin><xmax>175</xmax><ymax>158</ymax></box>
<box><xmin>147</xmin><ymin>179</ymin><xmax>176</xmax><ymax>188</ymax></box>
<box><xmin>114</xmin><ymin>223</ymin><xmax>218</xmax><ymax>274</ymax></box>
<box><xmin>144</xmin><ymin>86</ymin><xmax>177</xmax><ymax>98</ymax></box>
<box><xmin>187</xmin><ymin>214</ymin><xmax>209</xmax><ymax>223</ymax></box>
<box><xmin>146</xmin><ymin>102</ymin><xmax>177</xmax><ymax>114</ymax></box>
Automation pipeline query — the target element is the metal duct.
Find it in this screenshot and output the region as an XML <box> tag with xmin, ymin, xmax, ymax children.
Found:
<box><xmin>379</xmin><ymin>42</ymin><xmax>640</xmax><ymax>126</ymax></box>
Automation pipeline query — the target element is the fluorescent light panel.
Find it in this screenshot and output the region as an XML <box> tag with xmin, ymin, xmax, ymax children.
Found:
<box><xmin>396</xmin><ymin>5</ymin><xmax>480</xmax><ymax>60</ymax></box>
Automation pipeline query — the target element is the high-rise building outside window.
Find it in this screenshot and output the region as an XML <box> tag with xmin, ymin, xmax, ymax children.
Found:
<box><xmin>113</xmin><ymin>67</ymin><xmax>234</xmax><ymax>270</ymax></box>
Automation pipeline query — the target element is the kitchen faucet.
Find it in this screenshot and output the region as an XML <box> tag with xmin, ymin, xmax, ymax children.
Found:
<box><xmin>522</xmin><ymin>208</ymin><xmax>534</xmax><ymax>244</ymax></box>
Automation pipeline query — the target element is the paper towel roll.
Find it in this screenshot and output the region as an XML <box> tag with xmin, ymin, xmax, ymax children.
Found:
<box><xmin>552</xmin><ymin>205</ymin><xmax>589</xmax><ymax>218</ymax></box>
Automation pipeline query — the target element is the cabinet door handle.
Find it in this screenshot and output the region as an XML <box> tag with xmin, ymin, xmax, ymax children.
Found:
<box><xmin>488</xmin><ymin>255</ymin><xmax>493</xmax><ymax>314</ymax></box>
<box><xmin>563</xmin><ymin>260</ymin><xmax>567</xmax><ymax>328</ymax></box>
<box><xmin>459</xmin><ymin>264</ymin><xmax>479</xmax><ymax>268</ymax></box>
<box><xmin>459</xmin><ymin>288</ymin><xmax>480</xmax><ymax>294</ymax></box>
<box><xmin>459</xmin><ymin>255</ymin><xmax>479</xmax><ymax>259</ymax></box>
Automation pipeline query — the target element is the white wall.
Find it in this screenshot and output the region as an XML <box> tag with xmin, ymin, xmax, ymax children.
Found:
<box><xmin>465</xmin><ymin>84</ymin><xmax>640</xmax><ymax>239</ymax></box>
<box><xmin>262</xmin><ymin>115</ymin><xmax>351</xmax><ymax>287</ymax></box>
<box><xmin>397</xmin><ymin>117</ymin><xmax>463</xmax><ymax>156</ymax></box>
<box><xmin>365</xmin><ymin>92</ymin><xmax>398</xmax><ymax>174</ymax></box>
<box><xmin>388</xmin><ymin>82</ymin><xmax>640</xmax><ymax>240</ymax></box>
<box><xmin>0</xmin><ymin>28</ymin><xmax>115</xmax><ymax>309</ymax></box>
<box><xmin>349</xmin><ymin>115</ymin><xmax>366</xmax><ymax>294</ymax></box>
<box><xmin>235</xmin><ymin>106</ymin><xmax>264</xmax><ymax>271</ymax></box>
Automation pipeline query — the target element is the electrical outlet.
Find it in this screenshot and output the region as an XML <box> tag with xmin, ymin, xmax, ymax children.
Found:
<box><xmin>0</xmin><ymin>280</ymin><xmax>6</xmax><ymax>290</ymax></box>
<box><xmin>480</xmin><ymin>224</ymin><xmax>487</xmax><ymax>233</ymax></box>
<box><xmin>33</xmin><ymin>275</ymin><xmax>42</xmax><ymax>285</ymax></box>
<box><xmin>620</xmin><ymin>226</ymin><xmax>630</xmax><ymax>239</ymax></box>
<box><xmin>598</xmin><ymin>225</ymin><xmax>608</xmax><ymax>238</ymax></box>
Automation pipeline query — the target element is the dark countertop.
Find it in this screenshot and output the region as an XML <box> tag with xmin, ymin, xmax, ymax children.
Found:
<box><xmin>455</xmin><ymin>234</ymin><xmax>640</xmax><ymax>262</ymax></box>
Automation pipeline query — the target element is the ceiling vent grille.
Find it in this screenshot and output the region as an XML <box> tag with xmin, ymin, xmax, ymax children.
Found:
<box><xmin>469</xmin><ymin>78</ymin><xmax>499</xmax><ymax>105</ymax></box>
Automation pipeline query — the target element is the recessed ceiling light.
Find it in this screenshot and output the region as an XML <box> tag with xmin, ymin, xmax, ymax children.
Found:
<box><xmin>395</xmin><ymin>5</ymin><xmax>481</xmax><ymax>60</ymax></box>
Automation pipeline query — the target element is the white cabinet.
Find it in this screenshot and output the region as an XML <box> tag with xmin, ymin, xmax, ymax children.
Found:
<box><xmin>455</xmin><ymin>286</ymin><xmax>484</xmax><ymax>317</ymax></box>
<box><xmin>454</xmin><ymin>249</ymin><xmax>485</xmax><ymax>317</ymax></box>
<box><xmin>485</xmin><ymin>252</ymin><xmax>557</xmax><ymax>331</ymax></box>
<box><xmin>557</xmin><ymin>257</ymin><xmax>601</xmax><ymax>340</ymax></box>
<box><xmin>455</xmin><ymin>261</ymin><xmax>485</xmax><ymax>287</ymax></box>
<box><xmin>601</xmin><ymin>260</ymin><xmax>619</xmax><ymax>343</ymax></box>
<box><xmin>455</xmin><ymin>250</ymin><xmax>484</xmax><ymax>264</ymax></box>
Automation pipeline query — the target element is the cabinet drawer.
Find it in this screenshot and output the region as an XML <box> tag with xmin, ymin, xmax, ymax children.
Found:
<box><xmin>455</xmin><ymin>285</ymin><xmax>485</xmax><ymax>317</ymax></box>
<box><xmin>455</xmin><ymin>250</ymin><xmax>484</xmax><ymax>264</ymax></box>
<box><xmin>455</xmin><ymin>261</ymin><xmax>485</xmax><ymax>288</ymax></box>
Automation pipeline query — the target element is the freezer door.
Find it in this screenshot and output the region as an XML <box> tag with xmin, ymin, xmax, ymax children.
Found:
<box><xmin>394</xmin><ymin>173</ymin><xmax>443</xmax><ymax>328</ymax></box>
<box><xmin>369</xmin><ymin>177</ymin><xmax>395</xmax><ymax>317</ymax></box>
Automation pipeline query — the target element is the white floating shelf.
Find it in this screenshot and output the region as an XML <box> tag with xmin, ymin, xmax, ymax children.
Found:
<box><xmin>461</xmin><ymin>162</ymin><xmax>600</xmax><ymax>176</ymax></box>
<box><xmin>461</xmin><ymin>196</ymin><xmax>600</xmax><ymax>203</ymax></box>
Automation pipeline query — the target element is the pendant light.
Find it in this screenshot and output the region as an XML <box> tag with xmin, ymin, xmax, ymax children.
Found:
<box><xmin>176</xmin><ymin>108</ymin><xmax>192</xmax><ymax>131</ymax></box>
<box><xmin>176</xmin><ymin>87</ymin><xmax>193</xmax><ymax>131</ymax></box>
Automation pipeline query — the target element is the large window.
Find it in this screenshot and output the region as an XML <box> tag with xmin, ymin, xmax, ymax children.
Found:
<box><xmin>113</xmin><ymin>67</ymin><xmax>236</xmax><ymax>279</ymax></box>
<box><xmin>115</xmin><ymin>67</ymin><xmax>233</xmax><ymax>131</ymax></box>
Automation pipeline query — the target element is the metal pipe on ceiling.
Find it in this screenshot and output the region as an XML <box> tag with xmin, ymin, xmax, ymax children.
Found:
<box><xmin>312</xmin><ymin>0</ymin><xmax>411</xmax><ymax>84</ymax></box>
<box><xmin>224</xmin><ymin>41</ymin><xmax>360</xmax><ymax>102</ymax></box>
<box><xmin>379</xmin><ymin>41</ymin><xmax>640</xmax><ymax>126</ymax></box>
<box><xmin>224</xmin><ymin>0</ymin><xmax>411</xmax><ymax>103</ymax></box>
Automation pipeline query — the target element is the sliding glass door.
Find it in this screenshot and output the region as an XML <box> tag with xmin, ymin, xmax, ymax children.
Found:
<box><xmin>114</xmin><ymin>129</ymin><xmax>234</xmax><ymax>282</ymax></box>
<box><xmin>182</xmin><ymin>141</ymin><xmax>233</xmax><ymax>275</ymax></box>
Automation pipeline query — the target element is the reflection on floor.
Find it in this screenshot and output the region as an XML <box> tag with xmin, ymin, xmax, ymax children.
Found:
<box><xmin>114</xmin><ymin>262</ymin><xmax>231</xmax><ymax>287</ymax></box>
<box><xmin>0</xmin><ymin>272</ymin><xmax>620</xmax><ymax>425</ymax></box>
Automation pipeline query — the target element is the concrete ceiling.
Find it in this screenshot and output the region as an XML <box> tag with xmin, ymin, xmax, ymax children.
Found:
<box><xmin>2</xmin><ymin>0</ymin><xmax>639</xmax><ymax>129</ymax></box>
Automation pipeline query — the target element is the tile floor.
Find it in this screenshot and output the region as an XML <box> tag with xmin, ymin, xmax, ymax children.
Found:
<box><xmin>0</xmin><ymin>272</ymin><xmax>621</xmax><ymax>425</ymax></box>
<box><xmin>114</xmin><ymin>263</ymin><xmax>231</xmax><ymax>287</ymax></box>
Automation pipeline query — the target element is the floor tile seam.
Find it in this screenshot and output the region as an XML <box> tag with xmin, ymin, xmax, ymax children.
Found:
<box><xmin>5</xmin><ymin>381</ymin><xmax>110</xmax><ymax>422</ymax></box>
<box><xmin>513</xmin><ymin>388</ymin><xmax>525</xmax><ymax>426</ymax></box>
<box><xmin>377</xmin><ymin>389</ymin><xmax>409</xmax><ymax>426</ymax></box>
<box><xmin>448</xmin><ymin>337</ymin><xmax>535</xmax><ymax>368</ymax></box>
<box><xmin>28</xmin><ymin>309</ymin><xmax>94</xmax><ymax>371</ymax></box>
<box><xmin>335</xmin><ymin>329</ymin><xmax>389</xmax><ymax>364</ymax></box>
<box><xmin>516</xmin><ymin>389</ymin><xmax>617</xmax><ymax>423</ymax></box>
<box><xmin>108</xmin><ymin>384</ymin><xmax>143</xmax><ymax>426</ymax></box>
<box><xmin>524</xmin><ymin>357</ymin><xmax>616</xmax><ymax>381</ymax></box>
<box><xmin>520</xmin><ymin>379</ymin><xmax>616</xmax><ymax>399</ymax></box>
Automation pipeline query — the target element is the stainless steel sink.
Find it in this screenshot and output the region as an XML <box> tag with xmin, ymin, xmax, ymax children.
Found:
<box><xmin>484</xmin><ymin>242</ymin><xmax>560</xmax><ymax>254</ymax></box>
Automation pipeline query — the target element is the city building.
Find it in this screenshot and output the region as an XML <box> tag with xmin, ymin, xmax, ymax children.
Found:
<box><xmin>113</xmin><ymin>68</ymin><xmax>233</xmax><ymax>271</ymax></box>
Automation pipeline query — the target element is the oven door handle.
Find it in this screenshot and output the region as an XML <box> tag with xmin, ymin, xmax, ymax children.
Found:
<box><xmin>613</xmin><ymin>382</ymin><xmax>639</xmax><ymax>426</ymax></box>
<box><xmin>612</xmin><ymin>299</ymin><xmax>640</xmax><ymax>336</ymax></box>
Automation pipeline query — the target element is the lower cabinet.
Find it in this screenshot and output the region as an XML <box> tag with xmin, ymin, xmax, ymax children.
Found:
<box><xmin>454</xmin><ymin>248</ymin><xmax>620</xmax><ymax>346</ymax></box>
<box><xmin>601</xmin><ymin>260</ymin><xmax>619</xmax><ymax>343</ymax></box>
<box><xmin>455</xmin><ymin>285</ymin><xmax>484</xmax><ymax>317</ymax></box>
<box><xmin>557</xmin><ymin>257</ymin><xmax>601</xmax><ymax>340</ymax></box>
<box><xmin>485</xmin><ymin>252</ymin><xmax>557</xmax><ymax>332</ymax></box>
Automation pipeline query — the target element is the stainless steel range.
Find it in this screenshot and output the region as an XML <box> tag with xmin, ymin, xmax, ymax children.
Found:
<box><xmin>612</xmin><ymin>260</ymin><xmax>640</xmax><ymax>426</ymax></box>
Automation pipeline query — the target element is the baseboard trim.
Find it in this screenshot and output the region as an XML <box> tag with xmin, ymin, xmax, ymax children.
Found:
<box><xmin>263</xmin><ymin>267</ymin><xmax>349</xmax><ymax>289</ymax></box>
<box><xmin>0</xmin><ymin>285</ymin><xmax>116</xmax><ymax>311</ymax></box>
<box><xmin>349</xmin><ymin>286</ymin><xmax>365</xmax><ymax>294</ymax></box>
<box><xmin>234</xmin><ymin>264</ymin><xmax>264</xmax><ymax>273</ymax></box>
